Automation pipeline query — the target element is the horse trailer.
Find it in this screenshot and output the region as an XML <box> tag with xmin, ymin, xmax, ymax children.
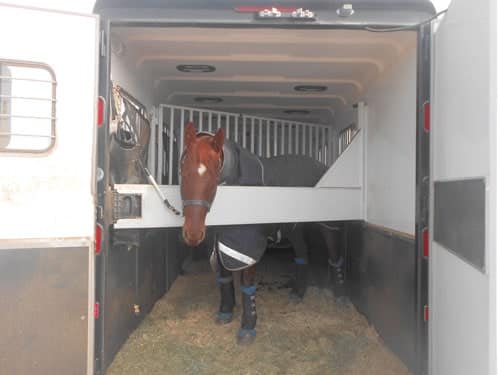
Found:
<box><xmin>0</xmin><ymin>0</ymin><xmax>497</xmax><ymax>374</ymax></box>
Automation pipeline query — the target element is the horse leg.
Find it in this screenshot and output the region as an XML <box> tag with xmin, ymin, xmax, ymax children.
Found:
<box><xmin>284</xmin><ymin>223</ymin><xmax>309</xmax><ymax>302</ymax></box>
<box><xmin>212</xmin><ymin>249</ymin><xmax>235</xmax><ymax>324</ymax></box>
<box><xmin>319</xmin><ymin>223</ymin><xmax>348</xmax><ymax>302</ymax></box>
<box><xmin>237</xmin><ymin>265</ymin><xmax>257</xmax><ymax>345</ymax></box>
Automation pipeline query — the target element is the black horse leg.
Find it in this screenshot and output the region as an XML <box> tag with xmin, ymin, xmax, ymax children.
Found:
<box><xmin>238</xmin><ymin>265</ymin><xmax>257</xmax><ymax>345</ymax></box>
<box><xmin>213</xmin><ymin>249</ymin><xmax>235</xmax><ymax>324</ymax></box>
<box><xmin>284</xmin><ymin>223</ymin><xmax>309</xmax><ymax>301</ymax></box>
<box><xmin>319</xmin><ymin>223</ymin><xmax>348</xmax><ymax>301</ymax></box>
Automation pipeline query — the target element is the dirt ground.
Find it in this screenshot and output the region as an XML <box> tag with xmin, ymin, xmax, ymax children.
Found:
<box><xmin>108</xmin><ymin>252</ymin><xmax>409</xmax><ymax>375</ymax></box>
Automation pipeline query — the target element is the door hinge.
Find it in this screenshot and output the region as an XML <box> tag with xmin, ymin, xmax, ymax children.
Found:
<box><xmin>100</xmin><ymin>30</ymin><xmax>106</xmax><ymax>57</ymax></box>
<box><xmin>424</xmin><ymin>305</ymin><xmax>429</xmax><ymax>322</ymax></box>
<box><xmin>112</xmin><ymin>190</ymin><xmax>142</xmax><ymax>222</ymax></box>
<box><xmin>95</xmin><ymin>205</ymin><xmax>103</xmax><ymax>221</ymax></box>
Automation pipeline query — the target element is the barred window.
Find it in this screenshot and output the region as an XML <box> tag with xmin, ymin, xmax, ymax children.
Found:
<box><xmin>0</xmin><ymin>60</ymin><xmax>56</xmax><ymax>153</ymax></box>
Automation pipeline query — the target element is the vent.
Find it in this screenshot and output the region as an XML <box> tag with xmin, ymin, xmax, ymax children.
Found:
<box><xmin>177</xmin><ymin>64</ymin><xmax>216</xmax><ymax>73</ymax></box>
<box><xmin>194</xmin><ymin>97</ymin><xmax>223</xmax><ymax>104</ymax></box>
<box><xmin>283</xmin><ymin>110</ymin><xmax>310</xmax><ymax>115</ymax></box>
<box><xmin>294</xmin><ymin>85</ymin><xmax>327</xmax><ymax>92</ymax></box>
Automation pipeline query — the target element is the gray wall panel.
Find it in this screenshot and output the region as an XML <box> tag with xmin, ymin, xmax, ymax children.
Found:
<box><xmin>0</xmin><ymin>246</ymin><xmax>88</xmax><ymax>375</ymax></box>
<box><xmin>434</xmin><ymin>179</ymin><xmax>485</xmax><ymax>271</ymax></box>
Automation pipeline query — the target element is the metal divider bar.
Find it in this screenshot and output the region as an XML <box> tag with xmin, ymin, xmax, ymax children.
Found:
<box><xmin>266</xmin><ymin>120</ymin><xmax>270</xmax><ymax>158</ymax></box>
<box><xmin>295</xmin><ymin>123</ymin><xmax>300</xmax><ymax>155</ymax></box>
<box><xmin>168</xmin><ymin>106</ymin><xmax>174</xmax><ymax>184</ymax></box>
<box><xmin>242</xmin><ymin>115</ymin><xmax>247</xmax><ymax>148</ymax></box>
<box><xmin>309</xmin><ymin>125</ymin><xmax>313</xmax><ymax>158</ymax></box>
<box><xmin>250</xmin><ymin>118</ymin><xmax>255</xmax><ymax>153</ymax></box>
<box><xmin>302</xmin><ymin>125</ymin><xmax>306</xmax><ymax>155</ymax></box>
<box><xmin>258</xmin><ymin>119</ymin><xmax>264</xmax><ymax>156</ymax></box>
<box><xmin>315</xmin><ymin>126</ymin><xmax>319</xmax><ymax>162</ymax></box>
<box><xmin>281</xmin><ymin>123</ymin><xmax>285</xmax><ymax>155</ymax></box>
<box><xmin>180</xmin><ymin>109</ymin><xmax>185</xmax><ymax>163</ymax></box>
<box><xmin>159</xmin><ymin>104</ymin><xmax>336</xmax><ymax>184</ymax></box>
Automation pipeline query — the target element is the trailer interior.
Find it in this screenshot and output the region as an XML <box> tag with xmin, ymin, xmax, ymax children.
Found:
<box><xmin>96</xmin><ymin>17</ymin><xmax>428</xmax><ymax>374</ymax></box>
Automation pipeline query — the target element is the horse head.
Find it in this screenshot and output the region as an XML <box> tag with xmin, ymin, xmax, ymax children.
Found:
<box><xmin>180</xmin><ymin>122</ymin><xmax>224</xmax><ymax>246</ymax></box>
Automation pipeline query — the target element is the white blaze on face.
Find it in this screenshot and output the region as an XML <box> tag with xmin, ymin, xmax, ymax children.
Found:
<box><xmin>198</xmin><ymin>163</ymin><xmax>207</xmax><ymax>176</ymax></box>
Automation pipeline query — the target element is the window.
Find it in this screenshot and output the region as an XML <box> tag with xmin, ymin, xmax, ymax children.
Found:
<box><xmin>0</xmin><ymin>60</ymin><xmax>56</xmax><ymax>153</ymax></box>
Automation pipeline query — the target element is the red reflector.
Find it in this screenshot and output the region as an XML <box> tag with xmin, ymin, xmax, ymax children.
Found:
<box><xmin>94</xmin><ymin>302</ymin><xmax>100</xmax><ymax>320</ymax></box>
<box><xmin>424</xmin><ymin>305</ymin><xmax>429</xmax><ymax>322</ymax></box>
<box><xmin>95</xmin><ymin>224</ymin><xmax>102</xmax><ymax>255</ymax></box>
<box><xmin>423</xmin><ymin>228</ymin><xmax>429</xmax><ymax>258</ymax></box>
<box><xmin>235</xmin><ymin>6</ymin><xmax>298</xmax><ymax>13</ymax></box>
<box><xmin>97</xmin><ymin>96</ymin><xmax>105</xmax><ymax>127</ymax></box>
<box><xmin>423</xmin><ymin>101</ymin><xmax>430</xmax><ymax>132</ymax></box>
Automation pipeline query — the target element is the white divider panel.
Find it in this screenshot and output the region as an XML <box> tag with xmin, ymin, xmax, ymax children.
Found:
<box><xmin>316</xmin><ymin>129</ymin><xmax>362</xmax><ymax>188</ymax></box>
<box><xmin>160</xmin><ymin>105</ymin><xmax>335</xmax><ymax>184</ymax></box>
<box><xmin>114</xmin><ymin>185</ymin><xmax>362</xmax><ymax>229</ymax></box>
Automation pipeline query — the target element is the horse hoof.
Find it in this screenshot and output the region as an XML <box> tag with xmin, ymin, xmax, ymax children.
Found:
<box><xmin>215</xmin><ymin>312</ymin><xmax>233</xmax><ymax>325</ymax></box>
<box><xmin>237</xmin><ymin>329</ymin><xmax>256</xmax><ymax>345</ymax></box>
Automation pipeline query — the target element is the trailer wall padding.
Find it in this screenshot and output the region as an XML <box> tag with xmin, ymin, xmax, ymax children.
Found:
<box><xmin>346</xmin><ymin>222</ymin><xmax>418</xmax><ymax>373</ymax></box>
<box><xmin>364</xmin><ymin>45</ymin><xmax>417</xmax><ymax>235</ymax></box>
<box><xmin>103</xmin><ymin>229</ymin><xmax>172</xmax><ymax>368</ymax></box>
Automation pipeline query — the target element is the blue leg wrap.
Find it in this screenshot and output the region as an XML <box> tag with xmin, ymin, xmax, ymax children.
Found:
<box><xmin>238</xmin><ymin>328</ymin><xmax>256</xmax><ymax>337</ymax></box>
<box><xmin>241</xmin><ymin>285</ymin><xmax>257</xmax><ymax>296</ymax></box>
<box><xmin>294</xmin><ymin>257</ymin><xmax>307</xmax><ymax>265</ymax></box>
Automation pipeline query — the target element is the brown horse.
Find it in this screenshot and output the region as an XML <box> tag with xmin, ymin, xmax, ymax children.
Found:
<box><xmin>180</xmin><ymin>122</ymin><xmax>346</xmax><ymax>344</ymax></box>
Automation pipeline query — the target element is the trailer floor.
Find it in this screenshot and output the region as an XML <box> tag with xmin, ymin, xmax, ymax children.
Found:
<box><xmin>108</xmin><ymin>251</ymin><xmax>409</xmax><ymax>375</ymax></box>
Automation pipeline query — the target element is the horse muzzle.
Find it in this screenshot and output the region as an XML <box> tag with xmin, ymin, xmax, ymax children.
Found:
<box><xmin>182</xmin><ymin>228</ymin><xmax>206</xmax><ymax>247</ymax></box>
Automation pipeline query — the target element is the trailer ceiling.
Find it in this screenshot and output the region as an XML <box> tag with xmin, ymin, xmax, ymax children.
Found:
<box><xmin>112</xmin><ymin>27</ymin><xmax>416</xmax><ymax>124</ymax></box>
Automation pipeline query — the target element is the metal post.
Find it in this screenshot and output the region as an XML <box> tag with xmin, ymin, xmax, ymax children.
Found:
<box><xmin>168</xmin><ymin>106</ymin><xmax>174</xmax><ymax>184</ymax></box>
<box><xmin>281</xmin><ymin>123</ymin><xmax>285</xmax><ymax>155</ymax></box>
<box><xmin>258</xmin><ymin>119</ymin><xmax>263</xmax><ymax>156</ymax></box>
<box><xmin>295</xmin><ymin>123</ymin><xmax>299</xmax><ymax>155</ymax></box>
<box><xmin>322</xmin><ymin>127</ymin><xmax>326</xmax><ymax>163</ymax></box>
<box><xmin>302</xmin><ymin>125</ymin><xmax>306</xmax><ymax>155</ymax></box>
<box><xmin>273</xmin><ymin>121</ymin><xmax>278</xmax><ymax>156</ymax></box>
<box><xmin>315</xmin><ymin>126</ymin><xmax>319</xmax><ymax>161</ymax></box>
<box><xmin>266</xmin><ymin>120</ymin><xmax>270</xmax><ymax>157</ymax></box>
<box><xmin>309</xmin><ymin>126</ymin><xmax>313</xmax><ymax>158</ymax></box>
<box><xmin>180</xmin><ymin>109</ymin><xmax>185</xmax><ymax>159</ymax></box>
<box><xmin>242</xmin><ymin>116</ymin><xmax>247</xmax><ymax>148</ymax></box>
<box><xmin>250</xmin><ymin>118</ymin><xmax>255</xmax><ymax>153</ymax></box>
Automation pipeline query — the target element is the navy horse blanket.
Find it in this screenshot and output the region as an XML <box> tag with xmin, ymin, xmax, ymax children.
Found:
<box><xmin>213</xmin><ymin>139</ymin><xmax>326</xmax><ymax>271</ymax></box>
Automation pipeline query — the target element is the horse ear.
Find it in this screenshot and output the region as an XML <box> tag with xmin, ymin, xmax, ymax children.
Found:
<box><xmin>185</xmin><ymin>122</ymin><xmax>197</xmax><ymax>147</ymax></box>
<box><xmin>213</xmin><ymin>127</ymin><xmax>225</xmax><ymax>151</ymax></box>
